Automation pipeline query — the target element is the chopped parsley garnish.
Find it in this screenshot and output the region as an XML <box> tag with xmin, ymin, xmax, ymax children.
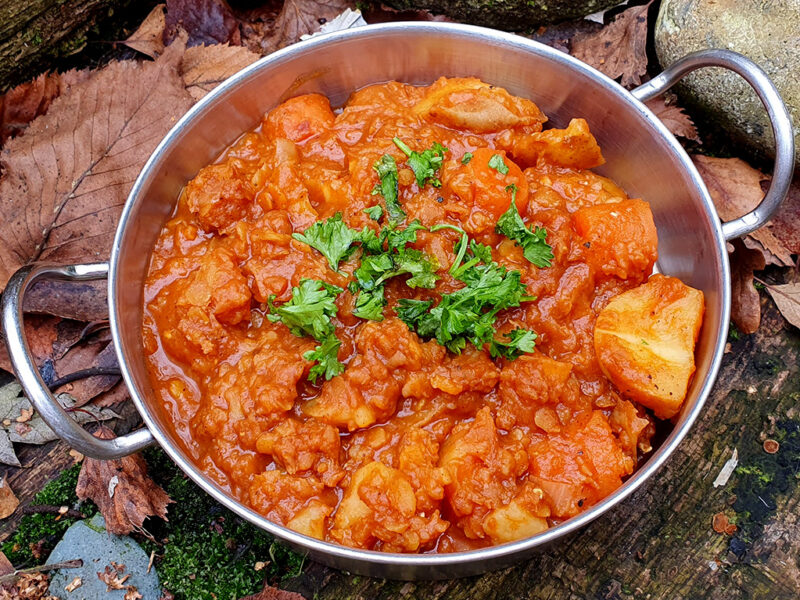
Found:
<box><xmin>267</xmin><ymin>279</ymin><xmax>345</xmax><ymax>382</ymax></box>
<box><xmin>488</xmin><ymin>153</ymin><xmax>509</xmax><ymax>174</ymax></box>
<box><xmin>397</xmin><ymin>234</ymin><xmax>535</xmax><ymax>355</ymax></box>
<box><xmin>292</xmin><ymin>213</ymin><xmax>361</xmax><ymax>271</ymax></box>
<box><xmin>363</xmin><ymin>204</ymin><xmax>383</xmax><ymax>221</ymax></box>
<box><xmin>393</xmin><ymin>137</ymin><xmax>448</xmax><ymax>188</ymax></box>
<box><xmin>496</xmin><ymin>185</ymin><xmax>554</xmax><ymax>268</ymax></box>
<box><xmin>489</xmin><ymin>328</ymin><xmax>538</xmax><ymax>360</ymax></box>
<box><xmin>461</xmin><ymin>152</ymin><xmax>473</xmax><ymax>165</ymax></box>
<box><xmin>304</xmin><ymin>335</ymin><xmax>344</xmax><ymax>383</ymax></box>
<box><xmin>372</xmin><ymin>154</ymin><xmax>405</xmax><ymax>223</ymax></box>
<box><xmin>353</xmin><ymin>220</ymin><xmax>438</xmax><ymax>320</ymax></box>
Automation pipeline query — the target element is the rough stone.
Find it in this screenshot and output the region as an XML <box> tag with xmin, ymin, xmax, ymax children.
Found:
<box><xmin>46</xmin><ymin>513</ymin><xmax>160</xmax><ymax>600</ymax></box>
<box><xmin>655</xmin><ymin>0</ymin><xmax>800</xmax><ymax>167</ymax></box>
<box><xmin>380</xmin><ymin>0</ymin><xmax>624</xmax><ymax>31</ymax></box>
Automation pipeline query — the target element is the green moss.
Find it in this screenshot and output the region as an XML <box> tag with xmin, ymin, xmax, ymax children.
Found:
<box><xmin>728</xmin><ymin>322</ymin><xmax>741</xmax><ymax>342</ymax></box>
<box><xmin>1</xmin><ymin>463</ymin><xmax>96</xmax><ymax>567</ymax></box>
<box><xmin>732</xmin><ymin>419</ymin><xmax>800</xmax><ymax>546</ymax></box>
<box><xmin>141</xmin><ymin>448</ymin><xmax>307</xmax><ymax>600</ymax></box>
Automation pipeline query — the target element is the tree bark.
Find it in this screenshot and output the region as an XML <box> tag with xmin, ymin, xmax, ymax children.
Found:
<box><xmin>0</xmin><ymin>0</ymin><xmax>156</xmax><ymax>92</ymax></box>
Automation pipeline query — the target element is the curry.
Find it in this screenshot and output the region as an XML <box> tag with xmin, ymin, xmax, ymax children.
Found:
<box><xmin>142</xmin><ymin>77</ymin><xmax>705</xmax><ymax>553</ymax></box>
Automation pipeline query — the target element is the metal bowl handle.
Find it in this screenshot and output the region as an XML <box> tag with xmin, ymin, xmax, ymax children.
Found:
<box><xmin>631</xmin><ymin>49</ymin><xmax>795</xmax><ymax>241</ymax></box>
<box><xmin>1</xmin><ymin>263</ymin><xmax>154</xmax><ymax>459</ymax></box>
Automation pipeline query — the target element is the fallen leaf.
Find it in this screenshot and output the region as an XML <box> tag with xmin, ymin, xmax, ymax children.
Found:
<box><xmin>0</xmin><ymin>40</ymin><xmax>194</xmax><ymax>290</ymax></box>
<box><xmin>765</xmin><ymin>282</ymin><xmax>800</xmax><ymax>330</ymax></box>
<box><xmin>97</xmin><ymin>564</ymin><xmax>130</xmax><ymax>591</ymax></box>
<box><xmin>0</xmin><ymin>382</ymin><xmax>119</xmax><ymax>465</ymax></box>
<box><xmin>93</xmin><ymin>381</ymin><xmax>133</xmax><ymax>408</ymax></box>
<box><xmin>0</xmin><ymin>572</ymin><xmax>51</xmax><ymax>600</ymax></box>
<box><xmin>239</xmin><ymin>583</ymin><xmax>306</xmax><ymax>600</ymax></box>
<box><xmin>263</xmin><ymin>0</ymin><xmax>352</xmax><ymax>53</ymax></box>
<box><xmin>181</xmin><ymin>44</ymin><xmax>261</xmax><ymax>101</ymax></box>
<box><xmin>730</xmin><ymin>239</ymin><xmax>765</xmax><ymax>334</ymax></box>
<box><xmin>570</xmin><ymin>1</ymin><xmax>651</xmax><ymax>87</ymax></box>
<box><xmin>76</xmin><ymin>425</ymin><xmax>172</xmax><ymax>535</ymax></box>
<box><xmin>0</xmin><ymin>430</ymin><xmax>19</xmax><ymax>468</ymax></box>
<box><xmin>768</xmin><ymin>176</ymin><xmax>800</xmax><ymax>255</ymax></box>
<box><xmin>0</xmin><ymin>476</ymin><xmax>19</xmax><ymax>519</ymax></box>
<box><xmin>584</xmin><ymin>0</ymin><xmax>629</xmax><ymax>23</ymax></box>
<box><xmin>645</xmin><ymin>97</ymin><xmax>700</xmax><ymax>143</ymax></box>
<box><xmin>64</xmin><ymin>576</ymin><xmax>82</xmax><ymax>592</ymax></box>
<box><xmin>693</xmin><ymin>155</ymin><xmax>794</xmax><ymax>268</ymax></box>
<box><xmin>0</xmin><ymin>74</ymin><xmax>61</xmax><ymax>147</ymax></box>
<box><xmin>69</xmin><ymin>449</ymin><xmax>85</xmax><ymax>463</ymax></box>
<box><xmin>125</xmin><ymin>585</ymin><xmax>144</xmax><ymax>600</ymax></box>
<box><xmin>52</xmin><ymin>340</ymin><xmax>120</xmax><ymax>407</ymax></box>
<box><xmin>0</xmin><ymin>550</ymin><xmax>12</xmax><ymax>576</ymax></box>
<box><xmin>165</xmin><ymin>0</ymin><xmax>241</xmax><ymax>47</ymax></box>
<box><xmin>125</xmin><ymin>4</ymin><xmax>167</xmax><ymax>59</ymax></box>
<box><xmin>15</xmin><ymin>408</ymin><xmax>32</xmax><ymax>423</ymax></box>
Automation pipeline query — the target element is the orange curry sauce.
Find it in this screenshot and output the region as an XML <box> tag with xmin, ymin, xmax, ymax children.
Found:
<box><xmin>142</xmin><ymin>77</ymin><xmax>690</xmax><ymax>553</ymax></box>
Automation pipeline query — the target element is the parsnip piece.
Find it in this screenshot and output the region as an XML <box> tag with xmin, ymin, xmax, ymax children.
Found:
<box><xmin>594</xmin><ymin>274</ymin><xmax>705</xmax><ymax>419</ymax></box>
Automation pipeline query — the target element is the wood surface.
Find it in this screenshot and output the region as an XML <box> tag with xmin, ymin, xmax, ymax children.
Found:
<box><xmin>279</xmin><ymin>298</ymin><xmax>800</xmax><ymax>599</ymax></box>
<box><xmin>0</xmin><ymin>0</ymin><xmax>155</xmax><ymax>92</ymax></box>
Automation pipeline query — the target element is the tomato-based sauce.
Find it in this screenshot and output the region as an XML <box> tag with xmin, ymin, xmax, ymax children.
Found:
<box><xmin>143</xmin><ymin>78</ymin><xmax>703</xmax><ymax>552</ymax></box>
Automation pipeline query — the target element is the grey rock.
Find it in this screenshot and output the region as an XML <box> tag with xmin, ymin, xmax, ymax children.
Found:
<box><xmin>46</xmin><ymin>513</ymin><xmax>160</xmax><ymax>600</ymax></box>
<box><xmin>655</xmin><ymin>0</ymin><xmax>800</xmax><ymax>166</ymax></box>
<box><xmin>380</xmin><ymin>0</ymin><xmax>623</xmax><ymax>31</ymax></box>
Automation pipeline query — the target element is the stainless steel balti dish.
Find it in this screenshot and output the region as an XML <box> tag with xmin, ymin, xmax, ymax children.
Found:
<box><xmin>2</xmin><ymin>23</ymin><xmax>794</xmax><ymax>579</ymax></box>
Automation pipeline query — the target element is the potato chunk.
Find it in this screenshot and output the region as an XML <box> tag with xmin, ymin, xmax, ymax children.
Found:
<box><xmin>414</xmin><ymin>77</ymin><xmax>546</xmax><ymax>133</ymax></box>
<box><xmin>499</xmin><ymin>118</ymin><xmax>605</xmax><ymax>170</ymax></box>
<box><xmin>594</xmin><ymin>274</ymin><xmax>705</xmax><ymax>419</ymax></box>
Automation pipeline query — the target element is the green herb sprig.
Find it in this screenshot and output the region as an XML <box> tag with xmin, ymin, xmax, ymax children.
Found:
<box><xmin>496</xmin><ymin>184</ymin><xmax>554</xmax><ymax>268</ymax></box>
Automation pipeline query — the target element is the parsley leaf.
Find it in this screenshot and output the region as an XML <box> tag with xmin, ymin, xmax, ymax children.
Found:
<box><xmin>496</xmin><ymin>185</ymin><xmax>554</xmax><ymax>268</ymax></box>
<box><xmin>363</xmin><ymin>204</ymin><xmax>383</xmax><ymax>221</ymax></box>
<box><xmin>267</xmin><ymin>279</ymin><xmax>342</xmax><ymax>340</ymax></box>
<box><xmin>304</xmin><ymin>335</ymin><xmax>344</xmax><ymax>383</ymax></box>
<box><xmin>489</xmin><ymin>328</ymin><xmax>538</xmax><ymax>360</ymax></box>
<box><xmin>353</xmin><ymin>286</ymin><xmax>386</xmax><ymax>321</ymax></box>
<box><xmin>292</xmin><ymin>213</ymin><xmax>360</xmax><ymax>271</ymax></box>
<box><xmin>461</xmin><ymin>152</ymin><xmax>473</xmax><ymax>165</ymax></box>
<box><xmin>398</xmin><ymin>233</ymin><xmax>535</xmax><ymax>355</ymax></box>
<box><xmin>267</xmin><ymin>279</ymin><xmax>346</xmax><ymax>381</ymax></box>
<box><xmin>373</xmin><ymin>154</ymin><xmax>405</xmax><ymax>223</ymax></box>
<box><xmin>393</xmin><ymin>137</ymin><xmax>448</xmax><ymax>188</ymax></box>
<box><xmin>394</xmin><ymin>248</ymin><xmax>438</xmax><ymax>289</ymax></box>
<box><xmin>488</xmin><ymin>153</ymin><xmax>509</xmax><ymax>174</ymax></box>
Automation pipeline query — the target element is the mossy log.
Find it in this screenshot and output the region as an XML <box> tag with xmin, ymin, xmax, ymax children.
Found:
<box><xmin>378</xmin><ymin>0</ymin><xmax>622</xmax><ymax>31</ymax></box>
<box><xmin>282</xmin><ymin>299</ymin><xmax>800</xmax><ymax>599</ymax></box>
<box><xmin>0</xmin><ymin>0</ymin><xmax>155</xmax><ymax>92</ymax></box>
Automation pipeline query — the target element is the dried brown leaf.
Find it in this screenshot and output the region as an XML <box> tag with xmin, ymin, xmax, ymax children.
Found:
<box><xmin>765</xmin><ymin>282</ymin><xmax>800</xmax><ymax>330</ymax></box>
<box><xmin>0</xmin><ymin>476</ymin><xmax>19</xmax><ymax>519</ymax></box>
<box><xmin>240</xmin><ymin>583</ymin><xmax>306</xmax><ymax>600</ymax></box>
<box><xmin>730</xmin><ymin>239</ymin><xmax>765</xmax><ymax>335</ymax></box>
<box><xmin>0</xmin><ymin>41</ymin><xmax>194</xmax><ymax>291</ymax></box>
<box><xmin>165</xmin><ymin>0</ymin><xmax>241</xmax><ymax>47</ymax></box>
<box><xmin>53</xmin><ymin>341</ymin><xmax>120</xmax><ymax>407</ymax></box>
<box><xmin>181</xmin><ymin>44</ymin><xmax>260</xmax><ymax>101</ymax></box>
<box><xmin>570</xmin><ymin>1</ymin><xmax>651</xmax><ymax>87</ymax></box>
<box><xmin>97</xmin><ymin>564</ymin><xmax>130</xmax><ymax>591</ymax></box>
<box><xmin>264</xmin><ymin>0</ymin><xmax>352</xmax><ymax>53</ymax></box>
<box><xmin>93</xmin><ymin>381</ymin><xmax>132</xmax><ymax>409</ymax></box>
<box><xmin>125</xmin><ymin>585</ymin><xmax>144</xmax><ymax>600</ymax></box>
<box><xmin>645</xmin><ymin>97</ymin><xmax>700</xmax><ymax>143</ymax></box>
<box><xmin>0</xmin><ymin>550</ymin><xmax>12</xmax><ymax>577</ymax></box>
<box><xmin>64</xmin><ymin>576</ymin><xmax>82</xmax><ymax>592</ymax></box>
<box><xmin>125</xmin><ymin>4</ymin><xmax>167</xmax><ymax>59</ymax></box>
<box><xmin>76</xmin><ymin>426</ymin><xmax>172</xmax><ymax>535</ymax></box>
<box><xmin>769</xmin><ymin>176</ymin><xmax>800</xmax><ymax>256</ymax></box>
<box><xmin>693</xmin><ymin>155</ymin><xmax>794</xmax><ymax>267</ymax></box>
<box><xmin>0</xmin><ymin>74</ymin><xmax>61</xmax><ymax>146</ymax></box>
<box><xmin>361</xmin><ymin>4</ymin><xmax>451</xmax><ymax>23</ymax></box>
